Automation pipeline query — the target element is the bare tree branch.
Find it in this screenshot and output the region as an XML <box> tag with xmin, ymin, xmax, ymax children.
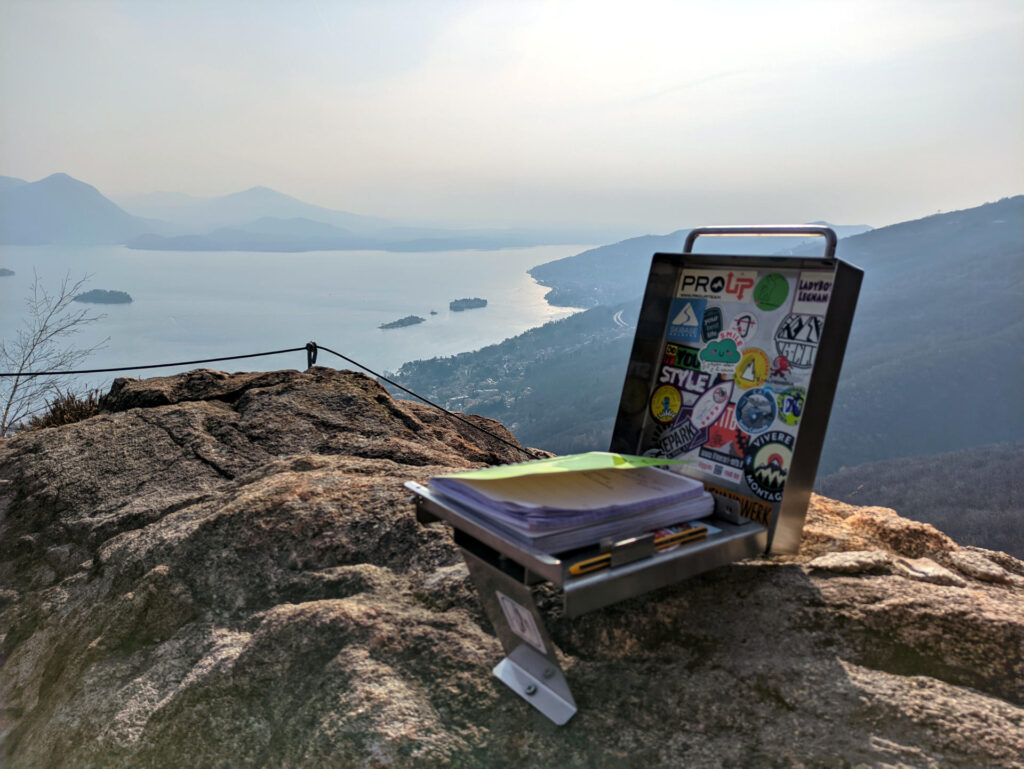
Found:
<box><xmin>0</xmin><ymin>271</ymin><xmax>107</xmax><ymax>436</ymax></box>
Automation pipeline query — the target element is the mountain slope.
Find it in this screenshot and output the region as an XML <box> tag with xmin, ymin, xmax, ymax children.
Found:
<box><xmin>0</xmin><ymin>173</ymin><xmax>163</xmax><ymax>245</ymax></box>
<box><xmin>816</xmin><ymin>442</ymin><xmax>1024</xmax><ymax>556</ymax></box>
<box><xmin>0</xmin><ymin>176</ymin><xmax>28</xmax><ymax>193</ymax></box>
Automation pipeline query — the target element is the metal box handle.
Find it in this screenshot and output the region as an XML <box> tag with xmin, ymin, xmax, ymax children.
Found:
<box><xmin>683</xmin><ymin>225</ymin><xmax>837</xmax><ymax>258</ymax></box>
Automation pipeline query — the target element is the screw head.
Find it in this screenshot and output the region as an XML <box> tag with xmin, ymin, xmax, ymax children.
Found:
<box><xmin>524</xmin><ymin>683</ymin><xmax>537</xmax><ymax>696</ymax></box>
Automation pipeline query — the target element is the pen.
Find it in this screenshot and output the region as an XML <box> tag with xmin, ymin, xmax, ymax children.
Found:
<box><xmin>568</xmin><ymin>525</ymin><xmax>708</xmax><ymax>576</ymax></box>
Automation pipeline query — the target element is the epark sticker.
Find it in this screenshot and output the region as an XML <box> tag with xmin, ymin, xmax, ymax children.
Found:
<box><xmin>660</xmin><ymin>380</ymin><xmax>733</xmax><ymax>456</ymax></box>
<box><xmin>496</xmin><ymin>591</ymin><xmax>546</xmax><ymax>655</ymax></box>
<box><xmin>774</xmin><ymin>313</ymin><xmax>823</xmax><ymax>369</ymax></box>
<box><xmin>734</xmin><ymin>347</ymin><xmax>770</xmax><ymax>390</ymax></box>
<box><xmin>742</xmin><ymin>430</ymin><xmax>794</xmax><ymax>503</ymax></box>
<box><xmin>678</xmin><ymin>270</ymin><xmax>757</xmax><ymax>302</ymax></box>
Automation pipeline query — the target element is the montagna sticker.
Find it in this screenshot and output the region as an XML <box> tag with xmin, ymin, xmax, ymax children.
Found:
<box><xmin>678</xmin><ymin>269</ymin><xmax>757</xmax><ymax>302</ymax></box>
<box><xmin>742</xmin><ymin>430</ymin><xmax>794</xmax><ymax>503</ymax></box>
<box><xmin>774</xmin><ymin>313</ymin><xmax>823</xmax><ymax>369</ymax></box>
<box><xmin>666</xmin><ymin>298</ymin><xmax>705</xmax><ymax>344</ymax></box>
<box><xmin>735</xmin><ymin>388</ymin><xmax>777</xmax><ymax>434</ymax></box>
<box><xmin>791</xmin><ymin>271</ymin><xmax>834</xmax><ymax>315</ymax></box>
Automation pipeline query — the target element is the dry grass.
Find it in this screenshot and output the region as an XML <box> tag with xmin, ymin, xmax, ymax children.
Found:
<box><xmin>21</xmin><ymin>388</ymin><xmax>101</xmax><ymax>432</ymax></box>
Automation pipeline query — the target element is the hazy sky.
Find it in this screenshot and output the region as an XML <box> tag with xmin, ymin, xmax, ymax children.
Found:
<box><xmin>2</xmin><ymin>0</ymin><xmax>1021</xmax><ymax>231</ymax></box>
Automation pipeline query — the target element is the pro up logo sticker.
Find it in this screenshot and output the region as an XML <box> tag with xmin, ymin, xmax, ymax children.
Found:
<box><xmin>665</xmin><ymin>298</ymin><xmax>705</xmax><ymax>344</ymax></box>
<box><xmin>678</xmin><ymin>270</ymin><xmax>757</xmax><ymax>302</ymax></box>
<box><xmin>742</xmin><ymin>430</ymin><xmax>794</xmax><ymax>503</ymax></box>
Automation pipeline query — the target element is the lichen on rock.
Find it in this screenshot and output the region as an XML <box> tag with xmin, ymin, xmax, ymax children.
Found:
<box><xmin>1</xmin><ymin>368</ymin><xmax>1022</xmax><ymax>768</ymax></box>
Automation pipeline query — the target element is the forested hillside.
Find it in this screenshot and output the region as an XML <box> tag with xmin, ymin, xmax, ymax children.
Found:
<box><xmin>816</xmin><ymin>442</ymin><xmax>1024</xmax><ymax>557</ymax></box>
<box><xmin>390</xmin><ymin>302</ymin><xmax>638</xmax><ymax>453</ymax></box>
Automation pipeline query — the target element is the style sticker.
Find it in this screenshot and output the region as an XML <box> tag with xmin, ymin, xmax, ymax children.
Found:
<box><xmin>735</xmin><ymin>388</ymin><xmax>777</xmax><ymax>434</ymax></box>
<box><xmin>742</xmin><ymin>430</ymin><xmax>795</xmax><ymax>503</ymax></box>
<box><xmin>753</xmin><ymin>273</ymin><xmax>789</xmax><ymax>311</ymax></box>
<box><xmin>733</xmin><ymin>347</ymin><xmax>770</xmax><ymax>390</ymax></box>
<box><xmin>776</xmin><ymin>386</ymin><xmax>806</xmax><ymax>426</ymax></box>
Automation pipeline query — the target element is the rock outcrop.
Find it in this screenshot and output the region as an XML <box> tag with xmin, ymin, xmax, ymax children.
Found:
<box><xmin>1</xmin><ymin>368</ymin><xmax>1022</xmax><ymax>768</ymax></box>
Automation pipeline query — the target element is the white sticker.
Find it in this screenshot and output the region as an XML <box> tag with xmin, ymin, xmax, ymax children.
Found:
<box><xmin>791</xmin><ymin>271</ymin><xmax>834</xmax><ymax>315</ymax></box>
<box><xmin>678</xmin><ymin>269</ymin><xmax>758</xmax><ymax>302</ymax></box>
<box><xmin>496</xmin><ymin>591</ymin><xmax>547</xmax><ymax>655</ymax></box>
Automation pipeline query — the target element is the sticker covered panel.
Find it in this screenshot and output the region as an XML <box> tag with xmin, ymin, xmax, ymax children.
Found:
<box><xmin>641</xmin><ymin>265</ymin><xmax>836</xmax><ymax>510</ymax></box>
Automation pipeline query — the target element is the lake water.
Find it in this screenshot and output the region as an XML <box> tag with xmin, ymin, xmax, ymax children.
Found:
<box><xmin>0</xmin><ymin>244</ymin><xmax>587</xmax><ymax>394</ymax></box>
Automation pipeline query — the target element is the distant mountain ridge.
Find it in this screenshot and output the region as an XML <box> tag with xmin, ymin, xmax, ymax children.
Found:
<box><xmin>1</xmin><ymin>172</ymin><xmax>621</xmax><ymax>250</ymax></box>
<box><xmin>0</xmin><ymin>173</ymin><xmax>163</xmax><ymax>245</ymax></box>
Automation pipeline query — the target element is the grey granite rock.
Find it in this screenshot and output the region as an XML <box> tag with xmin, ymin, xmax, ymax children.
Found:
<box><xmin>1</xmin><ymin>369</ymin><xmax>1022</xmax><ymax>768</ymax></box>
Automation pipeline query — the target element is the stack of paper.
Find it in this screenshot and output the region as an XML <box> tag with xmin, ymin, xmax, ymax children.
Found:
<box><xmin>429</xmin><ymin>452</ymin><xmax>713</xmax><ymax>552</ymax></box>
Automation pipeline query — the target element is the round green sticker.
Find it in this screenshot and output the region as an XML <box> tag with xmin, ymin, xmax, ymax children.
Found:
<box><xmin>754</xmin><ymin>273</ymin><xmax>789</xmax><ymax>311</ymax></box>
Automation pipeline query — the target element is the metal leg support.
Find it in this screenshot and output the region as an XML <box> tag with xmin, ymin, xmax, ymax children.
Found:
<box><xmin>461</xmin><ymin>548</ymin><xmax>577</xmax><ymax>725</ymax></box>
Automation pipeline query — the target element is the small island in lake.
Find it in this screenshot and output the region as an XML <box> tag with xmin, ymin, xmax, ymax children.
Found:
<box><xmin>0</xmin><ymin>268</ymin><xmax>14</xmax><ymax>277</ymax></box>
<box><xmin>73</xmin><ymin>289</ymin><xmax>133</xmax><ymax>304</ymax></box>
<box><xmin>449</xmin><ymin>297</ymin><xmax>487</xmax><ymax>312</ymax></box>
<box><xmin>379</xmin><ymin>315</ymin><xmax>425</xmax><ymax>330</ymax></box>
